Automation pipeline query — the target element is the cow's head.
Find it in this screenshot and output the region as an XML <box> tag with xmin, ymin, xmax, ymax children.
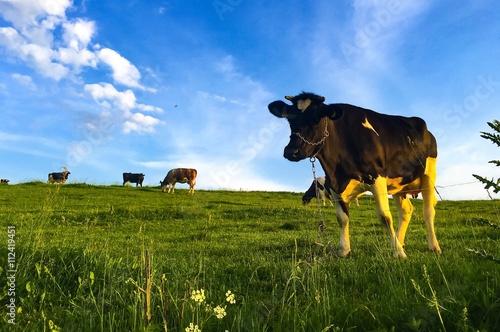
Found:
<box><xmin>159</xmin><ymin>180</ymin><xmax>167</xmax><ymax>192</ymax></box>
<box><xmin>268</xmin><ymin>92</ymin><xmax>343</xmax><ymax>161</ymax></box>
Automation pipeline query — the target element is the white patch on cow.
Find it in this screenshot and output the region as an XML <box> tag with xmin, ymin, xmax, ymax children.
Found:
<box><xmin>297</xmin><ymin>99</ymin><xmax>311</xmax><ymax>112</ymax></box>
<box><xmin>362</xmin><ymin>117</ymin><xmax>379</xmax><ymax>136</ymax></box>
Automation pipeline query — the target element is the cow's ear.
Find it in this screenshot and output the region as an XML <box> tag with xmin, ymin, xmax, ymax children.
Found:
<box><xmin>314</xmin><ymin>95</ymin><xmax>326</xmax><ymax>104</ymax></box>
<box><xmin>268</xmin><ymin>100</ymin><xmax>291</xmax><ymax>118</ymax></box>
<box><xmin>322</xmin><ymin>104</ymin><xmax>343</xmax><ymax>121</ymax></box>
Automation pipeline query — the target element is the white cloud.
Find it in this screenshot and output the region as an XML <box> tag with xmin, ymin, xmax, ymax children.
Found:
<box><xmin>0</xmin><ymin>0</ymin><xmax>161</xmax><ymax>138</ymax></box>
<box><xmin>57</xmin><ymin>18</ymin><xmax>97</xmax><ymax>71</ymax></box>
<box><xmin>136</xmin><ymin>103</ymin><xmax>163</xmax><ymax>113</ymax></box>
<box><xmin>0</xmin><ymin>0</ymin><xmax>71</xmax><ymax>32</ymax></box>
<box><xmin>0</xmin><ymin>27</ymin><xmax>69</xmax><ymax>80</ymax></box>
<box><xmin>84</xmin><ymin>82</ymin><xmax>163</xmax><ymax>113</ymax></box>
<box><xmin>22</xmin><ymin>43</ymin><xmax>70</xmax><ymax>80</ymax></box>
<box><xmin>84</xmin><ymin>83</ymin><xmax>137</xmax><ymax>110</ymax></box>
<box><xmin>84</xmin><ymin>82</ymin><xmax>163</xmax><ymax>134</ymax></box>
<box><xmin>97</xmin><ymin>48</ymin><xmax>153</xmax><ymax>91</ymax></box>
<box><xmin>62</xmin><ymin>18</ymin><xmax>95</xmax><ymax>49</ymax></box>
<box><xmin>11</xmin><ymin>73</ymin><xmax>36</xmax><ymax>90</ymax></box>
<box><xmin>0</xmin><ymin>2</ymin><xmax>98</xmax><ymax>76</ymax></box>
<box><xmin>57</xmin><ymin>47</ymin><xmax>97</xmax><ymax>71</ymax></box>
<box><xmin>123</xmin><ymin>113</ymin><xmax>162</xmax><ymax>134</ymax></box>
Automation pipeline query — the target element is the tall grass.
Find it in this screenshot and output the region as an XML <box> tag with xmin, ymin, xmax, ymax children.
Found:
<box><xmin>0</xmin><ymin>182</ymin><xmax>499</xmax><ymax>331</ymax></box>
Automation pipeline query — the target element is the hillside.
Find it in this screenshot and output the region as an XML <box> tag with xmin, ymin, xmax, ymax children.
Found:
<box><xmin>1</xmin><ymin>182</ymin><xmax>499</xmax><ymax>331</ymax></box>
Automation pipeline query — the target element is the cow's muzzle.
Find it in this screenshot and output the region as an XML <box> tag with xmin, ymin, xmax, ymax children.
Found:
<box><xmin>284</xmin><ymin>146</ymin><xmax>304</xmax><ymax>161</ymax></box>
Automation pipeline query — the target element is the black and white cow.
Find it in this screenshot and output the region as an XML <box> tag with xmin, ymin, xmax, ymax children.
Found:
<box><xmin>269</xmin><ymin>92</ymin><xmax>441</xmax><ymax>258</ymax></box>
<box><xmin>160</xmin><ymin>168</ymin><xmax>197</xmax><ymax>194</ymax></box>
<box><xmin>0</xmin><ymin>179</ymin><xmax>9</xmax><ymax>184</ymax></box>
<box><xmin>302</xmin><ymin>176</ymin><xmax>333</xmax><ymax>206</ymax></box>
<box><xmin>123</xmin><ymin>172</ymin><xmax>145</xmax><ymax>187</ymax></box>
<box><xmin>48</xmin><ymin>166</ymin><xmax>70</xmax><ymax>184</ymax></box>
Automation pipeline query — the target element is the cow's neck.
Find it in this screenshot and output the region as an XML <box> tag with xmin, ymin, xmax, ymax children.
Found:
<box><xmin>314</xmin><ymin>121</ymin><xmax>351</xmax><ymax>195</ymax></box>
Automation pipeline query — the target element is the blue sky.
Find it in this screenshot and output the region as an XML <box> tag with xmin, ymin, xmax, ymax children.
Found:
<box><xmin>0</xmin><ymin>0</ymin><xmax>499</xmax><ymax>200</ymax></box>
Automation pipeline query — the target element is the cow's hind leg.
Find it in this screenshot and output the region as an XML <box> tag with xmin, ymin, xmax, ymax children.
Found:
<box><xmin>393</xmin><ymin>193</ymin><xmax>414</xmax><ymax>248</ymax></box>
<box><xmin>372</xmin><ymin>177</ymin><xmax>406</xmax><ymax>258</ymax></box>
<box><xmin>421</xmin><ymin>157</ymin><xmax>441</xmax><ymax>253</ymax></box>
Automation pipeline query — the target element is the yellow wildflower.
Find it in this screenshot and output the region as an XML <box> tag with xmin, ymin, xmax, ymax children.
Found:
<box><xmin>226</xmin><ymin>290</ymin><xmax>236</xmax><ymax>304</ymax></box>
<box><xmin>191</xmin><ymin>289</ymin><xmax>206</xmax><ymax>304</ymax></box>
<box><xmin>185</xmin><ymin>322</ymin><xmax>201</xmax><ymax>332</ymax></box>
<box><xmin>214</xmin><ymin>305</ymin><xmax>227</xmax><ymax>319</ymax></box>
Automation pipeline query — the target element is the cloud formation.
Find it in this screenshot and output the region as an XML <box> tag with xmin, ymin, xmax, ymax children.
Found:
<box><xmin>0</xmin><ymin>0</ymin><xmax>161</xmax><ymax>134</ymax></box>
<box><xmin>84</xmin><ymin>82</ymin><xmax>163</xmax><ymax>133</ymax></box>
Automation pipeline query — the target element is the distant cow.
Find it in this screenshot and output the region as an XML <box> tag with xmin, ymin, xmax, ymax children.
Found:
<box><xmin>160</xmin><ymin>168</ymin><xmax>197</xmax><ymax>194</ymax></box>
<box><xmin>302</xmin><ymin>176</ymin><xmax>333</xmax><ymax>206</ymax></box>
<box><xmin>48</xmin><ymin>166</ymin><xmax>70</xmax><ymax>184</ymax></box>
<box><xmin>269</xmin><ymin>92</ymin><xmax>441</xmax><ymax>258</ymax></box>
<box><xmin>0</xmin><ymin>179</ymin><xmax>9</xmax><ymax>184</ymax></box>
<box><xmin>123</xmin><ymin>172</ymin><xmax>145</xmax><ymax>187</ymax></box>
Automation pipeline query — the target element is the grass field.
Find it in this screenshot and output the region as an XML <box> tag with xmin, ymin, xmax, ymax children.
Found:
<box><xmin>1</xmin><ymin>182</ymin><xmax>499</xmax><ymax>331</ymax></box>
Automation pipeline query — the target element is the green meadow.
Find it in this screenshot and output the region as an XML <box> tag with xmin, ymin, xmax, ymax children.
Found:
<box><xmin>1</xmin><ymin>182</ymin><xmax>499</xmax><ymax>331</ymax></box>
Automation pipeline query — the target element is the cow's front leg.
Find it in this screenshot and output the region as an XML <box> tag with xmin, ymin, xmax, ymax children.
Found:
<box><xmin>393</xmin><ymin>193</ymin><xmax>414</xmax><ymax>248</ymax></box>
<box><xmin>372</xmin><ymin>177</ymin><xmax>407</xmax><ymax>258</ymax></box>
<box><xmin>333</xmin><ymin>195</ymin><xmax>351</xmax><ymax>257</ymax></box>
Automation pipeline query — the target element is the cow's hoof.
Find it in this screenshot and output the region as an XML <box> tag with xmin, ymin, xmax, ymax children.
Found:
<box><xmin>393</xmin><ymin>251</ymin><xmax>408</xmax><ymax>259</ymax></box>
<box><xmin>430</xmin><ymin>246</ymin><xmax>442</xmax><ymax>254</ymax></box>
<box><xmin>337</xmin><ymin>249</ymin><xmax>351</xmax><ymax>258</ymax></box>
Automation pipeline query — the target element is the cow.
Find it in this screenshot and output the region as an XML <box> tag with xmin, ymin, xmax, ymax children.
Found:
<box><xmin>269</xmin><ymin>92</ymin><xmax>441</xmax><ymax>258</ymax></box>
<box><xmin>123</xmin><ymin>172</ymin><xmax>145</xmax><ymax>187</ymax></box>
<box><xmin>0</xmin><ymin>179</ymin><xmax>9</xmax><ymax>184</ymax></box>
<box><xmin>302</xmin><ymin>176</ymin><xmax>333</xmax><ymax>206</ymax></box>
<box><xmin>160</xmin><ymin>168</ymin><xmax>197</xmax><ymax>194</ymax></box>
<box><xmin>48</xmin><ymin>166</ymin><xmax>70</xmax><ymax>184</ymax></box>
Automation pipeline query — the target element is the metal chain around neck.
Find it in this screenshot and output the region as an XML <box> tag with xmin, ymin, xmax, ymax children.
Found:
<box><xmin>293</xmin><ymin>117</ymin><xmax>330</xmax><ymax>147</ymax></box>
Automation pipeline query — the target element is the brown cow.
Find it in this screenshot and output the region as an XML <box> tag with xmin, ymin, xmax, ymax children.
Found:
<box><xmin>160</xmin><ymin>168</ymin><xmax>197</xmax><ymax>194</ymax></box>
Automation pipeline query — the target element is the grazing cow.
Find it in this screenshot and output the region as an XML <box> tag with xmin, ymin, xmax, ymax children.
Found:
<box><xmin>123</xmin><ymin>172</ymin><xmax>145</xmax><ymax>187</ymax></box>
<box><xmin>302</xmin><ymin>176</ymin><xmax>333</xmax><ymax>206</ymax></box>
<box><xmin>0</xmin><ymin>179</ymin><xmax>9</xmax><ymax>184</ymax></box>
<box><xmin>269</xmin><ymin>92</ymin><xmax>441</xmax><ymax>258</ymax></box>
<box><xmin>48</xmin><ymin>166</ymin><xmax>70</xmax><ymax>184</ymax></box>
<box><xmin>160</xmin><ymin>168</ymin><xmax>197</xmax><ymax>194</ymax></box>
